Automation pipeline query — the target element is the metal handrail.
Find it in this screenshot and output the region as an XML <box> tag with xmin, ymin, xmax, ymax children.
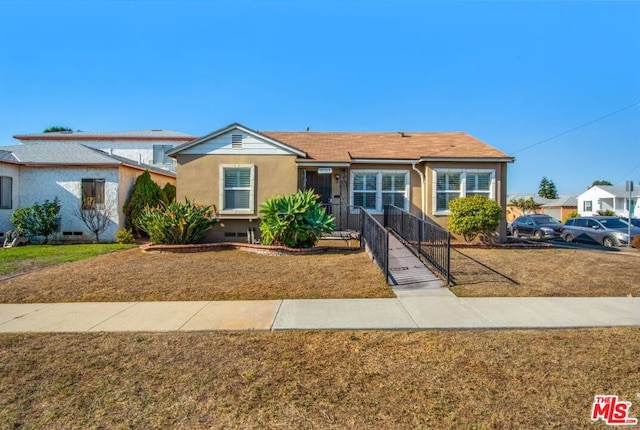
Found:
<box><xmin>384</xmin><ymin>205</ymin><xmax>451</xmax><ymax>285</ymax></box>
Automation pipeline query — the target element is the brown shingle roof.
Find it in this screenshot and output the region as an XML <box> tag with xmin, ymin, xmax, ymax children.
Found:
<box><xmin>261</xmin><ymin>131</ymin><xmax>512</xmax><ymax>163</ymax></box>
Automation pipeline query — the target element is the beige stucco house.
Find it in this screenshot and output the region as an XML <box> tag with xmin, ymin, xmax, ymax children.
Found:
<box><xmin>167</xmin><ymin>123</ymin><xmax>514</xmax><ymax>242</ymax></box>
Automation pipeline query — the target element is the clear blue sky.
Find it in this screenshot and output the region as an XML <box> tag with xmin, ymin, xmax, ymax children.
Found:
<box><xmin>1</xmin><ymin>0</ymin><xmax>638</xmax><ymax>195</ymax></box>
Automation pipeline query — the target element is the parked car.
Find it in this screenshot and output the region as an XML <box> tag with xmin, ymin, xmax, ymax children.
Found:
<box><xmin>509</xmin><ymin>214</ymin><xmax>563</xmax><ymax>240</ymax></box>
<box><xmin>561</xmin><ymin>216</ymin><xmax>640</xmax><ymax>247</ymax></box>
<box><xmin>628</xmin><ymin>218</ymin><xmax>640</xmax><ymax>228</ymax></box>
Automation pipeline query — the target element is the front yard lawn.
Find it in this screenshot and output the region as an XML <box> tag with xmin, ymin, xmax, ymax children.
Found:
<box><xmin>450</xmin><ymin>247</ymin><xmax>640</xmax><ymax>297</ymax></box>
<box><xmin>0</xmin><ymin>244</ymin><xmax>135</xmax><ymax>277</ymax></box>
<box><xmin>0</xmin><ymin>247</ymin><xmax>393</xmax><ymax>303</ymax></box>
<box><xmin>1</xmin><ymin>329</ymin><xmax>638</xmax><ymax>428</ymax></box>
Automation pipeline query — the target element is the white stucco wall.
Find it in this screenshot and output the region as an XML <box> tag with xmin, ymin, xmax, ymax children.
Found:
<box><xmin>13</xmin><ymin>167</ymin><xmax>121</xmax><ymax>242</ymax></box>
<box><xmin>0</xmin><ymin>164</ymin><xmax>20</xmax><ymax>234</ymax></box>
<box><xmin>20</xmin><ymin>139</ymin><xmax>183</xmax><ymax>172</ymax></box>
<box><xmin>578</xmin><ymin>187</ymin><xmax>640</xmax><ymax>217</ymax></box>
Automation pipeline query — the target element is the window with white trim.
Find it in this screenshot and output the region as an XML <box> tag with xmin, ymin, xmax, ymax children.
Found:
<box><xmin>584</xmin><ymin>200</ymin><xmax>592</xmax><ymax>212</ymax></box>
<box><xmin>433</xmin><ymin>169</ymin><xmax>495</xmax><ymax>213</ymax></box>
<box><xmin>220</xmin><ymin>164</ymin><xmax>255</xmax><ymax>213</ymax></box>
<box><xmin>0</xmin><ymin>176</ymin><xmax>12</xmax><ymax>209</ymax></box>
<box><xmin>153</xmin><ymin>145</ymin><xmax>173</xmax><ymax>165</ymax></box>
<box><xmin>351</xmin><ymin>170</ymin><xmax>409</xmax><ymax>212</ymax></box>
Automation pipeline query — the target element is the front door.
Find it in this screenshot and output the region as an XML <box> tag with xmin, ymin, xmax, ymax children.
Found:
<box><xmin>305</xmin><ymin>171</ymin><xmax>332</xmax><ymax>204</ymax></box>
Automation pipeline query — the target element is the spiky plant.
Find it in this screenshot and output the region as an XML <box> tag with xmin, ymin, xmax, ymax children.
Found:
<box><xmin>259</xmin><ymin>189</ymin><xmax>334</xmax><ymax>248</ymax></box>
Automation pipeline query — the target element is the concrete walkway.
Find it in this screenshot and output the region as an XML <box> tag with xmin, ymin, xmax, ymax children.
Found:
<box><xmin>1</xmin><ymin>290</ymin><xmax>639</xmax><ymax>333</ymax></box>
<box><xmin>2</xmin><ymin>236</ymin><xmax>638</xmax><ymax>333</ymax></box>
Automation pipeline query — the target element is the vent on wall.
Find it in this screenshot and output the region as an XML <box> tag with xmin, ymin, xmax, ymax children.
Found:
<box><xmin>231</xmin><ymin>134</ymin><xmax>243</xmax><ymax>149</ymax></box>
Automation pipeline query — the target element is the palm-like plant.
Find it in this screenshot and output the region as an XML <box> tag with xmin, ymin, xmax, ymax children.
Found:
<box><xmin>259</xmin><ymin>189</ymin><xmax>335</xmax><ymax>248</ymax></box>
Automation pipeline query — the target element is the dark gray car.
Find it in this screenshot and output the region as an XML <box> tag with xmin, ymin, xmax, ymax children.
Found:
<box><xmin>561</xmin><ymin>216</ymin><xmax>640</xmax><ymax>247</ymax></box>
<box><xmin>509</xmin><ymin>214</ymin><xmax>563</xmax><ymax>240</ymax></box>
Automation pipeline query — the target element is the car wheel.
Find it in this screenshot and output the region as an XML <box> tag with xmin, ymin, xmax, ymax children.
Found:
<box><xmin>564</xmin><ymin>234</ymin><xmax>573</xmax><ymax>243</ymax></box>
<box><xmin>512</xmin><ymin>229</ymin><xmax>519</xmax><ymax>238</ymax></box>
<box><xmin>533</xmin><ymin>230</ymin><xmax>543</xmax><ymax>240</ymax></box>
<box><xmin>603</xmin><ymin>237</ymin><xmax>616</xmax><ymax>248</ymax></box>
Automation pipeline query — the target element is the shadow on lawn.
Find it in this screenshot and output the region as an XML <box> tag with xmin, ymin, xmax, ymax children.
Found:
<box><xmin>449</xmin><ymin>248</ymin><xmax>520</xmax><ymax>287</ymax></box>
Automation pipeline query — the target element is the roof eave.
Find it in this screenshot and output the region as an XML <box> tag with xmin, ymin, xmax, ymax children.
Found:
<box><xmin>167</xmin><ymin>123</ymin><xmax>307</xmax><ymax>158</ymax></box>
<box><xmin>14</xmin><ymin>134</ymin><xmax>196</xmax><ymax>142</ymax></box>
<box><xmin>419</xmin><ymin>156</ymin><xmax>515</xmax><ymax>163</ymax></box>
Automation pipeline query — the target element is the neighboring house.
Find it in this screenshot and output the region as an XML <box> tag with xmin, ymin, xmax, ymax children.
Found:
<box><xmin>506</xmin><ymin>193</ymin><xmax>577</xmax><ymax>222</ymax></box>
<box><xmin>0</xmin><ymin>142</ymin><xmax>175</xmax><ymax>242</ymax></box>
<box><xmin>13</xmin><ymin>129</ymin><xmax>196</xmax><ymax>173</ymax></box>
<box><xmin>540</xmin><ymin>195</ymin><xmax>578</xmax><ymax>221</ymax></box>
<box><xmin>578</xmin><ymin>185</ymin><xmax>640</xmax><ymax>217</ymax></box>
<box><xmin>167</xmin><ymin>123</ymin><xmax>514</xmax><ymax>242</ymax></box>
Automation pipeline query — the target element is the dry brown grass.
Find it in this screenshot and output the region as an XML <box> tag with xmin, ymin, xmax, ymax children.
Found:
<box><xmin>1</xmin><ymin>329</ymin><xmax>638</xmax><ymax>429</ymax></box>
<box><xmin>450</xmin><ymin>247</ymin><xmax>640</xmax><ymax>297</ymax></box>
<box><xmin>0</xmin><ymin>248</ymin><xmax>393</xmax><ymax>303</ymax></box>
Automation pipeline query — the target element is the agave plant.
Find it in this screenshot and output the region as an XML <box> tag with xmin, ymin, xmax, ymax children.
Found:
<box><xmin>259</xmin><ymin>189</ymin><xmax>335</xmax><ymax>248</ymax></box>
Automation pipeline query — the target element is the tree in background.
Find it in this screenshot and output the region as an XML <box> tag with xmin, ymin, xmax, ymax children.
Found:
<box><xmin>509</xmin><ymin>196</ymin><xmax>539</xmax><ymax>216</ymax></box>
<box><xmin>123</xmin><ymin>171</ymin><xmax>168</xmax><ymax>236</ymax></box>
<box><xmin>538</xmin><ymin>176</ymin><xmax>558</xmax><ymax>199</ymax></box>
<box><xmin>43</xmin><ymin>126</ymin><xmax>72</xmax><ymax>133</ymax></box>
<box><xmin>448</xmin><ymin>195</ymin><xmax>502</xmax><ymax>242</ymax></box>
<box><xmin>590</xmin><ymin>180</ymin><xmax>612</xmax><ymax>188</ymax></box>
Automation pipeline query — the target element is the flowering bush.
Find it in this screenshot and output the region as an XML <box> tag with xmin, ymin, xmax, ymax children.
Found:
<box><xmin>138</xmin><ymin>199</ymin><xmax>218</xmax><ymax>244</ymax></box>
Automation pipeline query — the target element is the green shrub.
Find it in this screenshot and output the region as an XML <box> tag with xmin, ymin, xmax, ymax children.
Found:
<box><xmin>115</xmin><ymin>228</ymin><xmax>137</xmax><ymax>244</ymax></box>
<box><xmin>10</xmin><ymin>198</ymin><xmax>61</xmax><ymax>243</ymax></box>
<box><xmin>138</xmin><ymin>199</ymin><xmax>218</xmax><ymax>244</ymax></box>
<box><xmin>259</xmin><ymin>189</ymin><xmax>334</xmax><ymax>248</ymax></box>
<box><xmin>448</xmin><ymin>195</ymin><xmax>502</xmax><ymax>242</ymax></box>
<box><xmin>596</xmin><ymin>209</ymin><xmax>616</xmax><ymax>216</ymax></box>
<box><xmin>123</xmin><ymin>171</ymin><xmax>166</xmax><ymax>235</ymax></box>
<box><xmin>162</xmin><ymin>183</ymin><xmax>176</xmax><ymax>203</ymax></box>
<box><xmin>565</xmin><ymin>211</ymin><xmax>579</xmax><ymax>221</ymax></box>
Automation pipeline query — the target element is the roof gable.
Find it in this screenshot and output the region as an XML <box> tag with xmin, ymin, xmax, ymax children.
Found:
<box><xmin>582</xmin><ymin>185</ymin><xmax>640</xmax><ymax>198</ymax></box>
<box><xmin>167</xmin><ymin>123</ymin><xmax>307</xmax><ymax>157</ymax></box>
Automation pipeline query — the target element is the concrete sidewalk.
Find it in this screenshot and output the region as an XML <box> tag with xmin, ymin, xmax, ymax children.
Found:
<box><xmin>1</xmin><ymin>289</ymin><xmax>639</xmax><ymax>333</ymax></box>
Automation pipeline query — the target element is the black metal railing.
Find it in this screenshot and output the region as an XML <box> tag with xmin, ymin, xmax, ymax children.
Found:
<box><xmin>322</xmin><ymin>204</ymin><xmax>362</xmax><ymax>232</ymax></box>
<box><xmin>384</xmin><ymin>205</ymin><xmax>451</xmax><ymax>285</ymax></box>
<box><xmin>360</xmin><ymin>208</ymin><xmax>389</xmax><ymax>284</ymax></box>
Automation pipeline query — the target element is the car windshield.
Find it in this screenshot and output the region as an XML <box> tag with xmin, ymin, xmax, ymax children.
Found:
<box><xmin>534</xmin><ymin>216</ymin><xmax>560</xmax><ymax>224</ymax></box>
<box><xmin>599</xmin><ymin>218</ymin><xmax>629</xmax><ymax>229</ymax></box>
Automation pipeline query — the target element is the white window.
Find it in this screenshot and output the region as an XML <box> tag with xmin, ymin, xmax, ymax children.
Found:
<box><xmin>351</xmin><ymin>170</ymin><xmax>409</xmax><ymax>213</ymax></box>
<box><xmin>220</xmin><ymin>164</ymin><xmax>255</xmax><ymax>214</ymax></box>
<box><xmin>433</xmin><ymin>169</ymin><xmax>495</xmax><ymax>214</ymax></box>
<box><xmin>153</xmin><ymin>145</ymin><xmax>173</xmax><ymax>165</ymax></box>
<box><xmin>584</xmin><ymin>200</ymin><xmax>592</xmax><ymax>212</ymax></box>
<box><xmin>0</xmin><ymin>176</ymin><xmax>12</xmax><ymax>209</ymax></box>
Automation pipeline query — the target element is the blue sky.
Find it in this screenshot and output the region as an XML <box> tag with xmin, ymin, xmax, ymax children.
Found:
<box><xmin>1</xmin><ymin>0</ymin><xmax>638</xmax><ymax>195</ymax></box>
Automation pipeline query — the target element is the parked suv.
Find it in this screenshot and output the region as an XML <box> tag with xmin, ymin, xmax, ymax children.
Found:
<box><xmin>509</xmin><ymin>214</ymin><xmax>563</xmax><ymax>240</ymax></box>
<box><xmin>561</xmin><ymin>216</ymin><xmax>640</xmax><ymax>247</ymax></box>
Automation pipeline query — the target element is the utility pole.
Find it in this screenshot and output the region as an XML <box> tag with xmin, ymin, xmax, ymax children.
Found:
<box><xmin>626</xmin><ymin>181</ymin><xmax>633</xmax><ymax>247</ymax></box>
